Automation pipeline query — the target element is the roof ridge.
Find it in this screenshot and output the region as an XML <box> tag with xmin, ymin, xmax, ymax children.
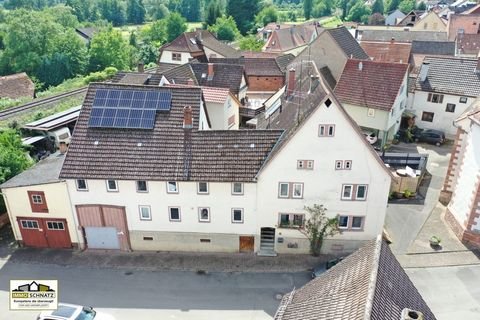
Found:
<box><xmin>363</xmin><ymin>235</ymin><xmax>383</xmax><ymax>320</ymax></box>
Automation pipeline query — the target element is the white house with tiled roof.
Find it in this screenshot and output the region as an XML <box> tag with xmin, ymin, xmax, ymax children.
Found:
<box><xmin>201</xmin><ymin>87</ymin><xmax>240</xmax><ymax>130</ymax></box>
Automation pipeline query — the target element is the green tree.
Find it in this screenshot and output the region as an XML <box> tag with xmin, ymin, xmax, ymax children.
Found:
<box><xmin>204</xmin><ymin>0</ymin><xmax>222</xmax><ymax>27</ymax></box>
<box><xmin>208</xmin><ymin>15</ymin><xmax>240</xmax><ymax>41</ymax></box>
<box><xmin>141</xmin><ymin>19</ymin><xmax>167</xmax><ymax>45</ymax></box>
<box><xmin>371</xmin><ymin>0</ymin><xmax>384</xmax><ymax>14</ymax></box>
<box><xmin>302</xmin><ymin>204</ymin><xmax>341</xmax><ymax>256</ymax></box>
<box><xmin>136</xmin><ymin>43</ymin><xmax>159</xmax><ymax>65</ymax></box>
<box><xmin>98</xmin><ymin>0</ymin><xmax>127</xmax><ymax>26</ymax></box>
<box><xmin>227</xmin><ymin>0</ymin><xmax>260</xmax><ymax>35</ymax></box>
<box><xmin>165</xmin><ymin>12</ymin><xmax>187</xmax><ymax>42</ymax></box>
<box><xmin>180</xmin><ymin>0</ymin><xmax>202</xmax><ymax>22</ymax></box>
<box><xmin>416</xmin><ymin>1</ymin><xmax>426</xmax><ymax>10</ymax></box>
<box><xmin>238</xmin><ymin>35</ymin><xmax>264</xmax><ymax>51</ymax></box>
<box><xmin>65</xmin><ymin>0</ymin><xmax>98</xmax><ymax>22</ymax></box>
<box><xmin>304</xmin><ymin>0</ymin><xmax>313</xmax><ymax>20</ymax></box>
<box><xmin>0</xmin><ymin>129</ymin><xmax>33</xmax><ymax>184</ymax></box>
<box><xmin>398</xmin><ymin>0</ymin><xmax>415</xmax><ymax>13</ymax></box>
<box><xmin>312</xmin><ymin>0</ymin><xmax>334</xmax><ymax>17</ymax></box>
<box><xmin>347</xmin><ymin>0</ymin><xmax>371</xmax><ymax>23</ymax></box>
<box><xmin>386</xmin><ymin>0</ymin><xmax>400</xmax><ymax>13</ymax></box>
<box><xmin>44</xmin><ymin>5</ymin><xmax>79</xmax><ymax>28</ymax></box>
<box><xmin>51</xmin><ymin>29</ymin><xmax>88</xmax><ymax>76</ymax></box>
<box><xmin>145</xmin><ymin>0</ymin><xmax>169</xmax><ymax>20</ymax></box>
<box><xmin>255</xmin><ymin>5</ymin><xmax>279</xmax><ymax>27</ymax></box>
<box><xmin>127</xmin><ymin>0</ymin><xmax>146</xmax><ymax>24</ymax></box>
<box><xmin>88</xmin><ymin>28</ymin><xmax>130</xmax><ymax>71</ymax></box>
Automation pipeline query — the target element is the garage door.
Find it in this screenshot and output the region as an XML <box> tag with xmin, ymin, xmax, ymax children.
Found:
<box><xmin>84</xmin><ymin>227</ymin><xmax>120</xmax><ymax>249</ymax></box>
<box><xmin>17</xmin><ymin>218</ymin><xmax>71</xmax><ymax>248</ymax></box>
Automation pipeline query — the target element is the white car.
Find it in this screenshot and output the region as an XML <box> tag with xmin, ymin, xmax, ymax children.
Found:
<box><xmin>37</xmin><ymin>303</ymin><xmax>114</xmax><ymax>320</ymax></box>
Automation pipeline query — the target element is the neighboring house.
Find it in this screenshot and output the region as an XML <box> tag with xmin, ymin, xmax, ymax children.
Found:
<box><xmin>397</xmin><ymin>10</ymin><xmax>425</xmax><ymax>27</ymax></box>
<box><xmin>462</xmin><ymin>3</ymin><xmax>480</xmax><ymax>14</ymax></box>
<box><xmin>334</xmin><ymin>59</ymin><xmax>409</xmax><ymax>145</ymax></box>
<box><xmin>447</xmin><ymin>14</ymin><xmax>480</xmax><ymax>40</ymax></box>
<box><xmin>291</xmin><ymin>26</ymin><xmax>370</xmax><ymax>85</ymax></box>
<box><xmin>410</xmin><ymin>56</ymin><xmax>480</xmax><ymax>136</ymax></box>
<box><xmin>386</xmin><ymin>9</ymin><xmax>407</xmax><ymax>26</ymax></box>
<box><xmin>0</xmin><ymin>72</ymin><xmax>35</xmax><ymax>99</ymax></box>
<box><xmin>360</xmin><ymin>40</ymin><xmax>412</xmax><ymax>63</ymax></box>
<box><xmin>442</xmin><ymin>99</ymin><xmax>480</xmax><ymax>248</ymax></box>
<box><xmin>360</xmin><ymin>30</ymin><xmax>448</xmax><ymax>42</ymax></box>
<box><xmin>0</xmin><ymin>152</ymin><xmax>80</xmax><ymax>249</ymax></box>
<box><xmin>201</xmin><ymin>86</ymin><xmax>240</xmax><ymax>130</ymax></box>
<box><xmin>409</xmin><ymin>40</ymin><xmax>456</xmax><ymax>71</ymax></box>
<box><xmin>158</xmin><ymin>30</ymin><xmax>241</xmax><ymax>65</ymax></box>
<box><xmin>190</xmin><ymin>62</ymin><xmax>248</xmax><ymax>101</ymax></box>
<box><xmin>457</xmin><ymin>33</ymin><xmax>480</xmax><ymax>56</ymax></box>
<box><xmin>113</xmin><ymin>64</ymin><xmax>198</xmax><ymax>86</ymax></box>
<box><xmin>75</xmin><ymin>27</ymin><xmax>97</xmax><ymax>44</ymax></box>
<box><xmin>411</xmin><ymin>11</ymin><xmax>447</xmax><ymax>32</ymax></box>
<box><xmin>274</xmin><ymin>236</ymin><xmax>437</xmax><ymax>320</ymax></box>
<box><xmin>257</xmin><ymin>61</ymin><xmax>392</xmax><ymax>255</ymax></box>
<box><xmin>263</xmin><ymin>22</ymin><xmax>323</xmax><ymax>56</ymax></box>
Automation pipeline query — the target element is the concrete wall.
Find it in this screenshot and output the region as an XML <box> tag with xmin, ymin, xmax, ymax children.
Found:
<box><xmin>3</xmin><ymin>182</ymin><xmax>80</xmax><ymax>245</ymax></box>
<box><xmin>410</xmin><ymin>91</ymin><xmax>472</xmax><ymax>137</ymax></box>
<box><xmin>256</xmin><ymin>97</ymin><xmax>391</xmax><ymax>254</ymax></box>
<box><xmin>159</xmin><ymin>50</ymin><xmax>192</xmax><ymax>64</ymax></box>
<box><xmin>204</xmin><ymin>96</ymin><xmax>239</xmax><ymax>130</ymax></box>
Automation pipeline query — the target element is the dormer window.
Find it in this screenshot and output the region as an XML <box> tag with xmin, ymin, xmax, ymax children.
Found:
<box><xmin>172</xmin><ymin>52</ymin><xmax>181</xmax><ymax>61</ymax></box>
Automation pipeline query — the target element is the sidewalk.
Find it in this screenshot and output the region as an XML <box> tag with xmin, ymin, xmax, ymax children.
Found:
<box><xmin>1</xmin><ymin>246</ymin><xmax>331</xmax><ymax>273</ymax></box>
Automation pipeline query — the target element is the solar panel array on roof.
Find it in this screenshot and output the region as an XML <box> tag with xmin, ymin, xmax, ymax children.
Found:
<box><xmin>88</xmin><ymin>89</ymin><xmax>172</xmax><ymax>129</ymax></box>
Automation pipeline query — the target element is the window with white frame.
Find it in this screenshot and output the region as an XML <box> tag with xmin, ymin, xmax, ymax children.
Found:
<box><xmin>172</xmin><ymin>52</ymin><xmax>181</xmax><ymax>61</ymax></box>
<box><xmin>76</xmin><ymin>179</ymin><xmax>88</xmax><ymax>191</ymax></box>
<box><xmin>32</xmin><ymin>194</ymin><xmax>43</xmax><ymax>204</ymax></box>
<box><xmin>338</xmin><ymin>216</ymin><xmax>349</xmax><ymax>229</ymax></box>
<box><xmin>297</xmin><ymin>160</ymin><xmax>314</xmax><ymax>170</ymax></box>
<box><xmin>342</xmin><ymin>185</ymin><xmax>353</xmax><ymax>200</ymax></box>
<box><xmin>318</xmin><ymin>124</ymin><xmax>335</xmax><ymax>137</ymax></box>
<box><xmin>279</xmin><ymin>213</ymin><xmax>305</xmax><ymax>228</ymax></box>
<box><xmin>232</xmin><ymin>182</ymin><xmax>243</xmax><ymax>195</ymax></box>
<box><xmin>136</xmin><ymin>180</ymin><xmax>148</xmax><ymax>192</ymax></box>
<box><xmin>460</xmin><ymin>97</ymin><xmax>468</xmax><ymax>104</ymax></box>
<box><xmin>279</xmin><ymin>182</ymin><xmax>289</xmax><ymax>198</ymax></box>
<box><xmin>335</xmin><ymin>160</ymin><xmax>343</xmax><ymax>170</ymax></box>
<box><xmin>292</xmin><ymin>183</ymin><xmax>303</xmax><ymax>198</ymax></box>
<box><xmin>344</xmin><ymin>160</ymin><xmax>352</xmax><ymax>170</ymax></box>
<box><xmin>169</xmin><ymin>207</ymin><xmax>181</xmax><ymax>221</ymax></box>
<box><xmin>351</xmin><ymin>216</ymin><xmax>364</xmax><ymax>229</ymax></box>
<box><xmin>306</xmin><ymin>160</ymin><xmax>314</xmax><ymax>169</ymax></box>
<box><xmin>47</xmin><ymin>221</ymin><xmax>65</xmax><ymax>230</ymax></box>
<box><xmin>198</xmin><ymin>207</ymin><xmax>210</xmax><ymax>222</ymax></box>
<box><xmin>356</xmin><ymin>185</ymin><xmax>368</xmax><ymax>200</ymax></box>
<box><xmin>427</xmin><ymin>93</ymin><xmax>444</xmax><ymax>103</ymax></box>
<box><xmin>139</xmin><ymin>206</ymin><xmax>151</xmax><ymax>220</ymax></box>
<box><xmin>338</xmin><ymin>215</ymin><xmax>365</xmax><ymax>230</ymax></box>
<box><xmin>197</xmin><ymin>182</ymin><xmax>208</xmax><ymax>194</ymax></box>
<box><xmin>106</xmin><ymin>180</ymin><xmax>118</xmax><ymax>192</ymax></box>
<box><xmin>231</xmin><ymin>208</ymin><xmax>243</xmax><ymax>223</ymax></box>
<box><xmin>341</xmin><ymin>184</ymin><xmax>368</xmax><ymax>201</ymax></box>
<box><xmin>167</xmin><ymin>181</ymin><xmax>178</xmax><ymax>193</ymax></box>
<box><xmin>421</xmin><ymin>112</ymin><xmax>434</xmax><ymax>122</ymax></box>
<box><xmin>21</xmin><ymin>220</ymin><xmax>39</xmax><ymax>229</ymax></box>
<box><xmin>445</xmin><ymin>103</ymin><xmax>456</xmax><ymax>113</ymax></box>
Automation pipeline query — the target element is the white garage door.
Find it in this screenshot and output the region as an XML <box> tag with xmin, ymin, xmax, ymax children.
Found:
<box><xmin>84</xmin><ymin>227</ymin><xmax>120</xmax><ymax>249</ymax></box>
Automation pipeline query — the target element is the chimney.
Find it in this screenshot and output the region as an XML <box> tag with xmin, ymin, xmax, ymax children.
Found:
<box><xmin>59</xmin><ymin>141</ymin><xmax>68</xmax><ymax>154</ymax></box>
<box><xmin>186</xmin><ymin>78</ymin><xmax>195</xmax><ymax>85</ymax></box>
<box><xmin>137</xmin><ymin>61</ymin><xmax>144</xmax><ymax>73</ymax></box>
<box><xmin>207</xmin><ymin>63</ymin><xmax>214</xmax><ymax>80</ymax></box>
<box><xmin>400</xmin><ymin>308</ymin><xmax>424</xmax><ymax>320</ymax></box>
<box><xmin>358</xmin><ymin>61</ymin><xmax>363</xmax><ymax>71</ymax></box>
<box><xmin>419</xmin><ymin>62</ymin><xmax>430</xmax><ymax>82</ymax></box>
<box><xmin>287</xmin><ymin>68</ymin><xmax>296</xmax><ymax>97</ymax></box>
<box><xmin>183</xmin><ymin>106</ymin><xmax>193</xmax><ymax>129</ymax></box>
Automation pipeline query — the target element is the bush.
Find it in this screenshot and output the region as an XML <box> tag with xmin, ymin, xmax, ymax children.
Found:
<box><xmin>83</xmin><ymin>67</ymin><xmax>118</xmax><ymax>84</ymax></box>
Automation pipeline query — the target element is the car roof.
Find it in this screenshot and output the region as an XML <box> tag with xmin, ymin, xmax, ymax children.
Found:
<box><xmin>39</xmin><ymin>303</ymin><xmax>82</xmax><ymax>319</ymax></box>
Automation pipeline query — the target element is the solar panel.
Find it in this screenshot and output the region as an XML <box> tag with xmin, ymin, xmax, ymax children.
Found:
<box><xmin>88</xmin><ymin>88</ymin><xmax>172</xmax><ymax>129</ymax></box>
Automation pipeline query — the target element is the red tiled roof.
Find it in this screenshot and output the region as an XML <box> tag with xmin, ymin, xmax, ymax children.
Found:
<box><xmin>360</xmin><ymin>41</ymin><xmax>412</xmax><ymax>63</ymax></box>
<box><xmin>0</xmin><ymin>72</ymin><xmax>35</xmax><ymax>99</ymax></box>
<box><xmin>334</xmin><ymin>59</ymin><xmax>408</xmax><ymax>111</ymax></box>
<box><xmin>201</xmin><ymin>87</ymin><xmax>230</xmax><ymax>104</ymax></box>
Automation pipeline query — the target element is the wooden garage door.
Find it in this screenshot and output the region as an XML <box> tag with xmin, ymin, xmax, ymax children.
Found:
<box><xmin>17</xmin><ymin>218</ymin><xmax>71</xmax><ymax>248</ymax></box>
<box><xmin>18</xmin><ymin>218</ymin><xmax>48</xmax><ymax>248</ymax></box>
<box><xmin>44</xmin><ymin>219</ymin><xmax>72</xmax><ymax>248</ymax></box>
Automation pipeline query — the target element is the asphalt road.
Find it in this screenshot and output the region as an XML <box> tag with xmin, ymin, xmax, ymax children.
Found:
<box><xmin>0</xmin><ymin>259</ymin><xmax>310</xmax><ymax>320</ymax></box>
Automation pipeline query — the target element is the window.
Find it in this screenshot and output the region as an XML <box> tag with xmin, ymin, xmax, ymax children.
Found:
<box><xmin>427</xmin><ymin>93</ymin><xmax>444</xmax><ymax>103</ymax></box>
<box><xmin>197</xmin><ymin>182</ymin><xmax>208</xmax><ymax>194</ymax></box>
<box><xmin>198</xmin><ymin>207</ymin><xmax>210</xmax><ymax>222</ymax></box>
<box><xmin>356</xmin><ymin>185</ymin><xmax>368</xmax><ymax>200</ymax></box>
<box><xmin>47</xmin><ymin>221</ymin><xmax>65</xmax><ymax>230</ymax></box>
<box><xmin>279</xmin><ymin>213</ymin><xmax>305</xmax><ymax>228</ymax></box>
<box><xmin>228</xmin><ymin>115</ymin><xmax>235</xmax><ymax>127</ymax></box>
<box><xmin>169</xmin><ymin>207</ymin><xmax>181</xmax><ymax>221</ymax></box>
<box><xmin>76</xmin><ymin>179</ymin><xmax>88</xmax><ymax>191</ymax></box>
<box><xmin>351</xmin><ymin>216</ymin><xmax>364</xmax><ymax>229</ymax></box>
<box><xmin>460</xmin><ymin>97</ymin><xmax>468</xmax><ymax>103</ymax></box>
<box><xmin>139</xmin><ymin>206</ymin><xmax>151</xmax><ymax>221</ymax></box>
<box><xmin>279</xmin><ymin>183</ymin><xmax>289</xmax><ymax>198</ymax></box>
<box><xmin>292</xmin><ymin>183</ymin><xmax>303</xmax><ymax>198</ymax></box>
<box><xmin>338</xmin><ymin>216</ymin><xmax>349</xmax><ymax>229</ymax></box>
<box><xmin>232</xmin><ymin>182</ymin><xmax>243</xmax><ymax>195</ymax></box>
<box><xmin>136</xmin><ymin>180</ymin><xmax>148</xmax><ymax>192</ymax></box>
<box><xmin>172</xmin><ymin>52</ymin><xmax>181</xmax><ymax>61</ymax></box>
<box><xmin>232</xmin><ymin>208</ymin><xmax>244</xmax><ymax>223</ymax></box>
<box><xmin>167</xmin><ymin>181</ymin><xmax>178</xmax><ymax>193</ymax></box>
<box><xmin>27</xmin><ymin>191</ymin><xmax>48</xmax><ymax>213</ymax></box>
<box><xmin>297</xmin><ymin>160</ymin><xmax>314</xmax><ymax>170</ymax></box>
<box><xmin>367</xmin><ymin>108</ymin><xmax>375</xmax><ymax>117</ymax></box>
<box><xmin>297</xmin><ymin>160</ymin><xmax>304</xmax><ymax>169</ymax></box>
<box><xmin>21</xmin><ymin>220</ymin><xmax>39</xmax><ymax>229</ymax></box>
<box><xmin>306</xmin><ymin>160</ymin><xmax>314</xmax><ymax>169</ymax></box>
<box><xmin>318</xmin><ymin>124</ymin><xmax>335</xmax><ymax>137</ymax></box>
<box><xmin>32</xmin><ymin>194</ymin><xmax>43</xmax><ymax>204</ymax></box>
<box><xmin>335</xmin><ymin>160</ymin><xmax>343</xmax><ymax>170</ymax></box>
<box><xmin>106</xmin><ymin>180</ymin><xmax>118</xmax><ymax>192</ymax></box>
<box><xmin>342</xmin><ymin>185</ymin><xmax>353</xmax><ymax>200</ymax></box>
<box><xmin>445</xmin><ymin>103</ymin><xmax>456</xmax><ymax>113</ymax></box>
<box><xmin>421</xmin><ymin>112</ymin><xmax>434</xmax><ymax>122</ymax></box>
<box><xmin>344</xmin><ymin>160</ymin><xmax>352</xmax><ymax>170</ymax></box>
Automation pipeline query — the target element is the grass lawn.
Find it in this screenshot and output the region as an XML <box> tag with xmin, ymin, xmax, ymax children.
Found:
<box><xmin>319</xmin><ymin>16</ymin><xmax>343</xmax><ymax>28</ymax></box>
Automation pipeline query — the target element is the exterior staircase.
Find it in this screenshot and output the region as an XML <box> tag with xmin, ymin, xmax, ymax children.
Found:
<box><xmin>257</xmin><ymin>228</ymin><xmax>277</xmax><ymax>257</ymax></box>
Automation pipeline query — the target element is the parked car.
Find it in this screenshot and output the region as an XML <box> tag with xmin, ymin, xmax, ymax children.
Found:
<box><xmin>415</xmin><ymin>129</ymin><xmax>445</xmax><ymax>146</ymax></box>
<box><xmin>311</xmin><ymin>257</ymin><xmax>344</xmax><ymax>278</ymax></box>
<box><xmin>37</xmin><ymin>303</ymin><xmax>114</xmax><ymax>320</ymax></box>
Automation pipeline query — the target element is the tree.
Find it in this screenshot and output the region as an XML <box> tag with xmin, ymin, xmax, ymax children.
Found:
<box><xmin>44</xmin><ymin>5</ymin><xmax>80</xmax><ymax>28</ymax></box>
<box><xmin>165</xmin><ymin>12</ymin><xmax>187</xmax><ymax>42</ymax></box>
<box><xmin>88</xmin><ymin>28</ymin><xmax>130</xmax><ymax>71</ymax></box>
<box><xmin>127</xmin><ymin>0</ymin><xmax>146</xmax><ymax>24</ymax></box>
<box><xmin>98</xmin><ymin>0</ymin><xmax>127</xmax><ymax>26</ymax></box>
<box><xmin>368</xmin><ymin>12</ymin><xmax>386</xmax><ymax>25</ymax></box>
<box><xmin>371</xmin><ymin>0</ymin><xmax>384</xmax><ymax>14</ymax></box>
<box><xmin>238</xmin><ymin>35</ymin><xmax>264</xmax><ymax>51</ymax></box>
<box><xmin>180</xmin><ymin>0</ymin><xmax>202</xmax><ymax>22</ymax></box>
<box><xmin>208</xmin><ymin>15</ymin><xmax>240</xmax><ymax>41</ymax></box>
<box><xmin>312</xmin><ymin>0</ymin><xmax>334</xmax><ymax>17</ymax></box>
<box><xmin>399</xmin><ymin>0</ymin><xmax>415</xmax><ymax>13</ymax></box>
<box><xmin>141</xmin><ymin>19</ymin><xmax>167</xmax><ymax>45</ymax></box>
<box><xmin>0</xmin><ymin>129</ymin><xmax>33</xmax><ymax>185</ymax></box>
<box><xmin>416</xmin><ymin>1</ymin><xmax>426</xmax><ymax>10</ymax></box>
<box><xmin>347</xmin><ymin>0</ymin><xmax>371</xmax><ymax>23</ymax></box>
<box><xmin>145</xmin><ymin>0</ymin><xmax>169</xmax><ymax>20</ymax></box>
<box><xmin>204</xmin><ymin>0</ymin><xmax>222</xmax><ymax>27</ymax></box>
<box><xmin>386</xmin><ymin>0</ymin><xmax>400</xmax><ymax>13</ymax></box>
<box><xmin>255</xmin><ymin>5</ymin><xmax>279</xmax><ymax>27</ymax></box>
<box><xmin>304</xmin><ymin>0</ymin><xmax>313</xmax><ymax>20</ymax></box>
<box><xmin>302</xmin><ymin>204</ymin><xmax>341</xmax><ymax>256</ymax></box>
<box><xmin>227</xmin><ymin>0</ymin><xmax>260</xmax><ymax>35</ymax></box>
